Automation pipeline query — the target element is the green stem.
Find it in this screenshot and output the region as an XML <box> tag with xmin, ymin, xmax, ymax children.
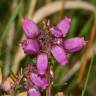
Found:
<box><xmin>81</xmin><ymin>56</ymin><xmax>94</xmax><ymax>96</ymax></box>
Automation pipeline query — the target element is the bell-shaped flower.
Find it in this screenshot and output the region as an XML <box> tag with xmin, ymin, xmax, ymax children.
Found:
<box><xmin>63</xmin><ymin>37</ymin><xmax>86</xmax><ymax>52</ymax></box>
<box><xmin>22</xmin><ymin>19</ymin><xmax>40</xmax><ymax>39</ymax></box>
<box><xmin>51</xmin><ymin>45</ymin><xmax>68</xmax><ymax>65</ymax></box>
<box><xmin>37</xmin><ymin>53</ymin><xmax>48</xmax><ymax>75</ymax></box>
<box><xmin>28</xmin><ymin>88</ymin><xmax>41</xmax><ymax>96</ymax></box>
<box><xmin>56</xmin><ymin>16</ymin><xmax>71</xmax><ymax>37</ymax></box>
<box><xmin>20</xmin><ymin>39</ymin><xmax>40</xmax><ymax>55</ymax></box>
<box><xmin>30</xmin><ymin>73</ymin><xmax>48</xmax><ymax>89</ymax></box>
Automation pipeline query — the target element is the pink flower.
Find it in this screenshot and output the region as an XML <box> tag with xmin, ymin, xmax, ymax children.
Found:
<box><xmin>63</xmin><ymin>37</ymin><xmax>86</xmax><ymax>52</ymax></box>
<box><xmin>22</xmin><ymin>19</ymin><xmax>40</xmax><ymax>39</ymax></box>
<box><xmin>56</xmin><ymin>16</ymin><xmax>71</xmax><ymax>37</ymax></box>
<box><xmin>37</xmin><ymin>53</ymin><xmax>48</xmax><ymax>75</ymax></box>
<box><xmin>20</xmin><ymin>39</ymin><xmax>40</xmax><ymax>55</ymax></box>
<box><xmin>51</xmin><ymin>45</ymin><xmax>68</xmax><ymax>65</ymax></box>
<box><xmin>30</xmin><ymin>73</ymin><xmax>48</xmax><ymax>89</ymax></box>
<box><xmin>21</xmin><ymin>17</ymin><xmax>86</xmax><ymax>74</ymax></box>
<box><xmin>28</xmin><ymin>88</ymin><xmax>41</xmax><ymax>96</ymax></box>
<box><xmin>50</xmin><ymin>17</ymin><xmax>86</xmax><ymax>65</ymax></box>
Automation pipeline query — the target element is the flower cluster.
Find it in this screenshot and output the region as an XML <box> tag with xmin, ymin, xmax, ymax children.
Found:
<box><xmin>23</xmin><ymin>64</ymin><xmax>48</xmax><ymax>96</ymax></box>
<box><xmin>20</xmin><ymin>17</ymin><xmax>86</xmax><ymax>96</ymax></box>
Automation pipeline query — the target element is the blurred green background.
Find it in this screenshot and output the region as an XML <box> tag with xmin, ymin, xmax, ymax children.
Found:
<box><xmin>0</xmin><ymin>0</ymin><xmax>96</xmax><ymax>96</ymax></box>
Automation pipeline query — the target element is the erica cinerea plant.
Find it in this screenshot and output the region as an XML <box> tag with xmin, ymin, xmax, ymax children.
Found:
<box><xmin>19</xmin><ymin>16</ymin><xmax>86</xmax><ymax>96</ymax></box>
<box><xmin>0</xmin><ymin>16</ymin><xmax>86</xmax><ymax>96</ymax></box>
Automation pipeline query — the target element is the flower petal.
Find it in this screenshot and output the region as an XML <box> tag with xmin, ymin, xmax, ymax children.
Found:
<box><xmin>63</xmin><ymin>37</ymin><xmax>86</xmax><ymax>52</ymax></box>
<box><xmin>22</xmin><ymin>19</ymin><xmax>40</xmax><ymax>39</ymax></box>
<box><xmin>50</xmin><ymin>27</ymin><xmax>63</xmax><ymax>37</ymax></box>
<box><xmin>51</xmin><ymin>45</ymin><xmax>68</xmax><ymax>65</ymax></box>
<box><xmin>57</xmin><ymin>16</ymin><xmax>71</xmax><ymax>37</ymax></box>
<box><xmin>28</xmin><ymin>88</ymin><xmax>41</xmax><ymax>96</ymax></box>
<box><xmin>20</xmin><ymin>39</ymin><xmax>40</xmax><ymax>55</ymax></box>
<box><xmin>30</xmin><ymin>73</ymin><xmax>48</xmax><ymax>89</ymax></box>
<box><xmin>37</xmin><ymin>53</ymin><xmax>48</xmax><ymax>75</ymax></box>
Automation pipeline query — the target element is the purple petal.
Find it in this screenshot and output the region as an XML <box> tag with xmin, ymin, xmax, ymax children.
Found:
<box><xmin>57</xmin><ymin>16</ymin><xmax>71</xmax><ymax>37</ymax></box>
<box><xmin>22</xmin><ymin>19</ymin><xmax>40</xmax><ymax>39</ymax></box>
<box><xmin>63</xmin><ymin>37</ymin><xmax>86</xmax><ymax>52</ymax></box>
<box><xmin>20</xmin><ymin>39</ymin><xmax>40</xmax><ymax>55</ymax></box>
<box><xmin>50</xmin><ymin>27</ymin><xmax>63</xmax><ymax>37</ymax></box>
<box><xmin>51</xmin><ymin>45</ymin><xmax>68</xmax><ymax>65</ymax></box>
<box><xmin>28</xmin><ymin>88</ymin><xmax>41</xmax><ymax>96</ymax></box>
<box><xmin>37</xmin><ymin>53</ymin><xmax>48</xmax><ymax>75</ymax></box>
<box><xmin>30</xmin><ymin>73</ymin><xmax>48</xmax><ymax>89</ymax></box>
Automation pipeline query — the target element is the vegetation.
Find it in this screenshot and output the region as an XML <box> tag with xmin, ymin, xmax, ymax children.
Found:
<box><xmin>0</xmin><ymin>0</ymin><xmax>96</xmax><ymax>96</ymax></box>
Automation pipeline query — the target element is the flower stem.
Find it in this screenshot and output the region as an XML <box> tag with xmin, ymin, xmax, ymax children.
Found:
<box><xmin>46</xmin><ymin>65</ymin><xmax>51</xmax><ymax>96</ymax></box>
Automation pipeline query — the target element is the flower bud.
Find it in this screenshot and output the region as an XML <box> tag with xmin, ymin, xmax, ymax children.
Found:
<box><xmin>63</xmin><ymin>37</ymin><xmax>86</xmax><ymax>52</ymax></box>
<box><xmin>22</xmin><ymin>19</ymin><xmax>40</xmax><ymax>39</ymax></box>
<box><xmin>37</xmin><ymin>53</ymin><xmax>48</xmax><ymax>75</ymax></box>
<box><xmin>28</xmin><ymin>88</ymin><xmax>41</xmax><ymax>96</ymax></box>
<box><xmin>51</xmin><ymin>45</ymin><xmax>68</xmax><ymax>65</ymax></box>
<box><xmin>20</xmin><ymin>39</ymin><xmax>40</xmax><ymax>55</ymax></box>
<box><xmin>57</xmin><ymin>16</ymin><xmax>71</xmax><ymax>37</ymax></box>
<box><xmin>30</xmin><ymin>73</ymin><xmax>48</xmax><ymax>89</ymax></box>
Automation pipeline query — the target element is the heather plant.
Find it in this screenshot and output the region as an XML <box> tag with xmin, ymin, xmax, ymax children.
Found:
<box><xmin>0</xmin><ymin>0</ymin><xmax>96</xmax><ymax>96</ymax></box>
<box><xmin>20</xmin><ymin>17</ymin><xmax>86</xmax><ymax>96</ymax></box>
<box><xmin>0</xmin><ymin>16</ymin><xmax>87</xmax><ymax>96</ymax></box>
